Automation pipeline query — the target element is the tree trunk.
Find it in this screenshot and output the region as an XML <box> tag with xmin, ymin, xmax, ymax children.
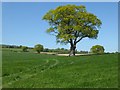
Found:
<box><xmin>69</xmin><ymin>44</ymin><xmax>76</xmax><ymax>56</ymax></box>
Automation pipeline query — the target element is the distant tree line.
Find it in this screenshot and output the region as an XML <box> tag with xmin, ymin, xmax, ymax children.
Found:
<box><xmin>1</xmin><ymin>44</ymin><xmax>33</xmax><ymax>49</ymax></box>
<box><xmin>1</xmin><ymin>44</ymin><xmax>119</xmax><ymax>54</ymax></box>
<box><xmin>1</xmin><ymin>44</ymin><xmax>89</xmax><ymax>54</ymax></box>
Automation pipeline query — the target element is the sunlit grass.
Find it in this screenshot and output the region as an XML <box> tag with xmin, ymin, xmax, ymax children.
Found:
<box><xmin>2</xmin><ymin>49</ymin><xmax>118</xmax><ymax>88</ymax></box>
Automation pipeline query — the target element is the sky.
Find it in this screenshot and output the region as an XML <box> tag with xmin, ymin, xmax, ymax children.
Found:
<box><xmin>2</xmin><ymin>2</ymin><xmax>118</xmax><ymax>52</ymax></box>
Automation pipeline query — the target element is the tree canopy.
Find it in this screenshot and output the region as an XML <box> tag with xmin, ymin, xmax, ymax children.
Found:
<box><xmin>34</xmin><ymin>44</ymin><xmax>44</xmax><ymax>53</ymax></box>
<box><xmin>21</xmin><ymin>46</ymin><xmax>28</xmax><ymax>52</ymax></box>
<box><xmin>90</xmin><ymin>45</ymin><xmax>105</xmax><ymax>54</ymax></box>
<box><xmin>43</xmin><ymin>5</ymin><xmax>102</xmax><ymax>56</ymax></box>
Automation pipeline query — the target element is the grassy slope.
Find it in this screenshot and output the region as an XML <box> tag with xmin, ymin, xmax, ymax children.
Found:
<box><xmin>2</xmin><ymin>49</ymin><xmax>118</xmax><ymax>88</ymax></box>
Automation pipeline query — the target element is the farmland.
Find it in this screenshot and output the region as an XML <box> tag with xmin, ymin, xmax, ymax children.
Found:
<box><xmin>2</xmin><ymin>48</ymin><xmax>118</xmax><ymax>88</ymax></box>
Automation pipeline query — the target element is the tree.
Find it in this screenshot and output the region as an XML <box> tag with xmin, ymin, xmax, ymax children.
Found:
<box><xmin>43</xmin><ymin>48</ymin><xmax>49</xmax><ymax>52</ymax></box>
<box><xmin>43</xmin><ymin>5</ymin><xmax>102</xmax><ymax>56</ymax></box>
<box><xmin>22</xmin><ymin>46</ymin><xmax>28</xmax><ymax>52</ymax></box>
<box><xmin>90</xmin><ymin>45</ymin><xmax>105</xmax><ymax>54</ymax></box>
<box><xmin>20</xmin><ymin>45</ymin><xmax>22</xmax><ymax>48</ymax></box>
<box><xmin>34</xmin><ymin>44</ymin><xmax>43</xmax><ymax>53</ymax></box>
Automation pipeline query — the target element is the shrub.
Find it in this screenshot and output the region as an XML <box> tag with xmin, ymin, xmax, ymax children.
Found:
<box><xmin>21</xmin><ymin>46</ymin><xmax>28</xmax><ymax>52</ymax></box>
<box><xmin>90</xmin><ymin>45</ymin><xmax>105</xmax><ymax>54</ymax></box>
<box><xmin>34</xmin><ymin>44</ymin><xmax>44</xmax><ymax>53</ymax></box>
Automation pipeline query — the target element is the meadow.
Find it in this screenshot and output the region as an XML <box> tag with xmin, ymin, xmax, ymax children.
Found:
<box><xmin>2</xmin><ymin>48</ymin><xmax>118</xmax><ymax>88</ymax></box>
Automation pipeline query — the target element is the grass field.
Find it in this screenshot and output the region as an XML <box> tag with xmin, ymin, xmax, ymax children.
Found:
<box><xmin>2</xmin><ymin>48</ymin><xmax>118</xmax><ymax>88</ymax></box>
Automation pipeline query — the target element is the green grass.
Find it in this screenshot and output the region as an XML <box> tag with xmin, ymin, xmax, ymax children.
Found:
<box><xmin>2</xmin><ymin>48</ymin><xmax>118</xmax><ymax>88</ymax></box>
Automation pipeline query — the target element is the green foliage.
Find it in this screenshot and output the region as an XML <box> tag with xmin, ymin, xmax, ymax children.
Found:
<box><xmin>2</xmin><ymin>49</ymin><xmax>118</xmax><ymax>88</ymax></box>
<box><xmin>43</xmin><ymin>48</ymin><xmax>49</xmax><ymax>52</ymax></box>
<box><xmin>43</xmin><ymin>4</ymin><xmax>102</xmax><ymax>44</ymax></box>
<box><xmin>21</xmin><ymin>46</ymin><xmax>28</xmax><ymax>52</ymax></box>
<box><xmin>43</xmin><ymin>48</ymin><xmax>70</xmax><ymax>54</ymax></box>
<box><xmin>90</xmin><ymin>45</ymin><xmax>105</xmax><ymax>54</ymax></box>
<box><xmin>34</xmin><ymin>44</ymin><xmax>43</xmax><ymax>53</ymax></box>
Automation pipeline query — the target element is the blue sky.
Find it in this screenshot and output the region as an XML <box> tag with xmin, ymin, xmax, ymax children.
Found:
<box><xmin>2</xmin><ymin>2</ymin><xmax>118</xmax><ymax>52</ymax></box>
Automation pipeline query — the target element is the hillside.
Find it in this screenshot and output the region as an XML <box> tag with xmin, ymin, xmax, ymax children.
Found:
<box><xmin>2</xmin><ymin>49</ymin><xmax>118</xmax><ymax>88</ymax></box>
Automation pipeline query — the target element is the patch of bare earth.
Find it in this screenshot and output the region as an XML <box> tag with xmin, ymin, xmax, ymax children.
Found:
<box><xmin>40</xmin><ymin>52</ymin><xmax>90</xmax><ymax>56</ymax></box>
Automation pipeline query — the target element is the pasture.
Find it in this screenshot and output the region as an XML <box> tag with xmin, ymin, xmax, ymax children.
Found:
<box><xmin>2</xmin><ymin>48</ymin><xmax>118</xmax><ymax>88</ymax></box>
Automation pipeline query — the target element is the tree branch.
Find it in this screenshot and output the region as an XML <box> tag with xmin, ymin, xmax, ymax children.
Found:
<box><xmin>70</xmin><ymin>39</ymin><xmax>73</xmax><ymax>46</ymax></box>
<box><xmin>75</xmin><ymin>35</ymin><xmax>86</xmax><ymax>44</ymax></box>
<box><xmin>73</xmin><ymin>31</ymin><xmax>78</xmax><ymax>44</ymax></box>
<box><xmin>67</xmin><ymin>40</ymin><xmax>70</xmax><ymax>43</ymax></box>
